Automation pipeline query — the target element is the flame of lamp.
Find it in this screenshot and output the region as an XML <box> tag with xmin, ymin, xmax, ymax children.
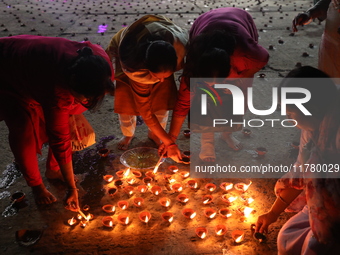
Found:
<box><xmin>164</xmin><ymin>174</ymin><xmax>176</xmax><ymax>184</ymax></box>
<box><xmin>117</xmin><ymin>213</ymin><xmax>130</xmax><ymax>225</ymax></box>
<box><xmin>161</xmin><ymin>212</ymin><xmax>174</xmax><ymax>223</ymax></box>
<box><xmin>182</xmin><ymin>208</ymin><xmax>196</xmax><ymax>219</ymax></box>
<box><xmin>221</xmin><ymin>194</ymin><xmax>238</xmax><ymax>204</ymax></box>
<box><xmin>187</xmin><ymin>180</ymin><xmax>198</xmax><ymax>190</ymax></box>
<box><xmin>234</xmin><ymin>181</ymin><xmax>252</xmax><ymax>192</ymax></box>
<box><xmin>176</xmin><ymin>194</ymin><xmax>189</xmax><ymax>203</ymax></box>
<box><xmin>68</xmin><ymin>217</ymin><xmax>77</xmax><ymax>226</ymax></box>
<box><xmin>151</xmin><ymin>186</ymin><xmax>162</xmax><ymax>195</ymax></box>
<box><xmin>102</xmin><ymin>216</ymin><xmax>114</xmax><ymax>228</ymax></box>
<box><xmin>180</xmin><ymin>171</ymin><xmax>190</xmax><ymax>179</ymax></box>
<box><xmin>159</xmin><ymin>197</ymin><xmax>171</xmax><ymax>207</ymax></box>
<box><xmin>205</xmin><ymin>183</ymin><xmax>216</xmax><ymax>192</ymax></box>
<box><xmin>133</xmin><ymin>197</ymin><xmax>144</xmax><ymax>207</ymax></box>
<box><xmin>215</xmin><ymin>225</ymin><xmax>227</xmax><ymax>236</ymax></box>
<box><xmin>219</xmin><ymin>208</ymin><xmax>232</xmax><ymax>218</ymax></box>
<box><xmin>220</xmin><ymin>182</ymin><xmax>233</xmax><ymax>191</ymax></box>
<box><xmin>102</xmin><ymin>204</ymin><xmax>116</xmax><ymax>214</ymax></box>
<box><xmin>103</xmin><ymin>175</ymin><xmax>114</xmax><ymax>183</ymax></box>
<box><xmin>123</xmin><ymin>186</ymin><xmax>134</xmax><ymax>196</ymax></box>
<box><xmin>117</xmin><ymin>201</ymin><xmax>129</xmax><ymax>210</ymax></box>
<box><xmin>168</xmin><ymin>165</ymin><xmax>179</xmax><ymax>173</ymax></box>
<box><xmin>80</xmin><ymin>219</ymin><xmax>88</xmax><ymax>228</ymax></box>
<box><xmin>232</xmin><ymin>230</ymin><xmax>245</xmax><ymax>243</ymax></box>
<box><xmin>204</xmin><ymin>208</ymin><xmax>217</xmax><ymax>219</ymax></box>
<box><xmin>202</xmin><ymin>195</ymin><xmax>213</xmax><ymax>205</ymax></box>
<box><xmin>143</xmin><ymin>177</ymin><xmax>153</xmax><ymax>186</ymax></box>
<box><xmin>139</xmin><ymin>211</ymin><xmax>151</xmax><ymax>223</ymax></box>
<box><xmin>137</xmin><ymin>185</ymin><xmax>148</xmax><ymax>193</ymax></box>
<box><xmin>126</xmin><ymin>177</ymin><xmax>136</xmax><ymax>185</ymax></box>
<box><xmin>240</xmin><ymin>195</ymin><xmax>254</xmax><ymax>205</ymax></box>
<box><xmin>171</xmin><ymin>183</ymin><xmax>183</xmax><ymax>192</ymax></box>
<box><xmin>195</xmin><ymin>227</ymin><xmax>208</xmax><ymax>239</ymax></box>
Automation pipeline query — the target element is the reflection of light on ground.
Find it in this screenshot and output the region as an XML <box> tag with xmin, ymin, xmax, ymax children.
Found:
<box><xmin>97</xmin><ymin>24</ymin><xmax>107</xmax><ymax>33</ymax></box>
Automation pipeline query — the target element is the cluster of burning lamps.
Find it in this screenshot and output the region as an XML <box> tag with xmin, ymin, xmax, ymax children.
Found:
<box><xmin>68</xmin><ymin>162</ymin><xmax>258</xmax><ymax>244</ymax></box>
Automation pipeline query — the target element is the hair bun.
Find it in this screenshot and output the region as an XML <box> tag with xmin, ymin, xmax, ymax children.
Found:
<box><xmin>77</xmin><ymin>47</ymin><xmax>93</xmax><ymax>57</ymax></box>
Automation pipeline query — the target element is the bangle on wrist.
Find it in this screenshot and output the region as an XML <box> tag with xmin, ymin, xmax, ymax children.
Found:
<box><xmin>166</xmin><ymin>143</ymin><xmax>178</xmax><ymax>148</ymax></box>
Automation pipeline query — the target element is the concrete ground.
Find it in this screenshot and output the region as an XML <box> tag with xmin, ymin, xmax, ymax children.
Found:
<box><xmin>0</xmin><ymin>0</ymin><xmax>323</xmax><ymax>254</ymax></box>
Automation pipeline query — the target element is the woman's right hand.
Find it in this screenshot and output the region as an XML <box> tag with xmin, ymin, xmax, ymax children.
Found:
<box><xmin>158</xmin><ymin>143</ymin><xmax>182</xmax><ymax>163</ymax></box>
<box><xmin>292</xmin><ymin>12</ymin><xmax>311</xmax><ymax>32</ymax></box>
<box><xmin>255</xmin><ymin>211</ymin><xmax>280</xmax><ymax>234</ymax></box>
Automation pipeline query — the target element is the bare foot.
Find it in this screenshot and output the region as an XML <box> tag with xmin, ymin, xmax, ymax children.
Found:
<box><xmin>148</xmin><ymin>132</ymin><xmax>162</xmax><ymax>146</ymax></box>
<box><xmin>199</xmin><ymin>143</ymin><xmax>216</xmax><ymax>162</ymax></box>
<box><xmin>117</xmin><ymin>136</ymin><xmax>134</xmax><ymax>150</ymax></box>
<box><xmin>221</xmin><ymin>132</ymin><xmax>243</xmax><ymax>151</ymax></box>
<box><xmin>32</xmin><ymin>184</ymin><xmax>57</xmax><ymax>205</ymax></box>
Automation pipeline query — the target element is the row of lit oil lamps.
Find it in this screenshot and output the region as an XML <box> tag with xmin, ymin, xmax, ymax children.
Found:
<box><xmin>67</xmin><ymin>166</ymin><xmax>254</xmax><ymax>243</ymax></box>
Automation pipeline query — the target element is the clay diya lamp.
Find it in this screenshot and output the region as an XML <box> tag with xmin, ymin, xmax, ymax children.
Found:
<box><xmin>133</xmin><ymin>197</ymin><xmax>144</xmax><ymax>207</ymax></box>
<box><xmin>113</xmin><ymin>179</ymin><xmax>124</xmax><ymax>188</ymax></box>
<box><xmin>256</xmin><ymin>147</ymin><xmax>267</xmax><ymax>156</ymax></box>
<box><xmin>183</xmin><ymin>129</ymin><xmax>191</xmax><ymax>138</ymax></box>
<box><xmin>161</xmin><ymin>212</ymin><xmax>174</xmax><ymax>223</ymax></box>
<box><xmin>171</xmin><ymin>183</ymin><xmax>183</xmax><ymax>192</ymax></box>
<box><xmin>126</xmin><ymin>177</ymin><xmax>137</xmax><ymax>185</ymax></box>
<box><xmin>242</xmin><ymin>128</ymin><xmax>252</xmax><ymax>137</ymax></box>
<box><xmin>117</xmin><ymin>200</ymin><xmax>129</xmax><ymax>210</ymax></box>
<box><xmin>86</xmin><ymin>213</ymin><xmax>94</xmax><ymax>221</ymax></box>
<box><xmin>179</xmin><ymin>171</ymin><xmax>190</xmax><ymax>179</ymax></box>
<box><xmin>202</xmin><ymin>195</ymin><xmax>213</xmax><ymax>205</ymax></box>
<box><xmin>237</xmin><ymin>206</ymin><xmax>255</xmax><ymax>217</ymax></box>
<box><xmin>151</xmin><ymin>185</ymin><xmax>162</xmax><ymax>195</ymax></box>
<box><xmin>116</xmin><ymin>170</ymin><xmax>126</xmax><ymax>179</ymax></box>
<box><xmin>108</xmin><ymin>187</ymin><xmax>118</xmax><ymax>197</ymax></box>
<box><xmin>176</xmin><ymin>194</ymin><xmax>189</xmax><ymax>204</ymax></box>
<box><xmin>103</xmin><ymin>175</ymin><xmax>114</xmax><ymax>183</ymax></box>
<box><xmin>254</xmin><ymin>232</ymin><xmax>267</xmax><ymax>243</ymax></box>
<box><xmin>182</xmin><ymin>150</ymin><xmax>191</xmax><ymax>158</ymax></box>
<box><xmin>239</xmin><ymin>195</ymin><xmax>254</xmax><ymax>205</ymax></box>
<box><xmin>168</xmin><ymin>165</ymin><xmax>179</xmax><ymax>173</ymax></box>
<box><xmin>67</xmin><ymin>217</ymin><xmax>78</xmax><ymax>226</ymax></box>
<box><xmin>97</xmin><ymin>148</ymin><xmax>109</xmax><ymax>157</ymax></box>
<box><xmin>231</xmin><ymin>230</ymin><xmax>245</xmax><ymax>243</ymax></box>
<box><xmin>182</xmin><ymin>208</ymin><xmax>196</xmax><ymax>219</ymax></box>
<box><xmin>159</xmin><ymin>197</ymin><xmax>171</xmax><ymax>208</ymax></box>
<box><xmin>164</xmin><ymin>174</ymin><xmax>176</xmax><ymax>184</ymax></box>
<box><xmin>195</xmin><ymin>227</ymin><xmax>208</xmax><ymax>239</ymax></box>
<box><xmin>182</xmin><ymin>157</ymin><xmax>190</xmax><ymax>164</ymax></box>
<box><xmin>204</xmin><ymin>208</ymin><xmax>217</xmax><ymax>219</ymax></box>
<box><xmin>187</xmin><ymin>180</ymin><xmax>199</xmax><ymax>190</ymax></box>
<box><xmin>11</xmin><ymin>191</ymin><xmax>26</xmax><ymax>204</ymax></box>
<box><xmin>142</xmin><ymin>177</ymin><xmax>153</xmax><ymax>186</ymax></box>
<box><xmin>220</xmin><ymin>182</ymin><xmax>233</xmax><ymax>192</ymax></box>
<box><xmin>102</xmin><ymin>216</ymin><xmax>114</xmax><ymax>228</ymax></box>
<box><xmin>145</xmin><ymin>170</ymin><xmax>156</xmax><ymax>178</ymax></box>
<box><xmin>221</xmin><ymin>194</ymin><xmax>237</xmax><ymax>204</ymax></box>
<box><xmin>102</xmin><ymin>204</ymin><xmax>116</xmax><ymax>214</ymax></box>
<box><xmin>139</xmin><ymin>211</ymin><xmax>151</xmax><ymax>223</ymax></box>
<box><xmin>82</xmin><ymin>205</ymin><xmax>90</xmax><ymax>211</ymax></box>
<box><xmin>205</xmin><ymin>183</ymin><xmax>216</xmax><ymax>192</ymax></box>
<box><xmin>215</xmin><ymin>225</ymin><xmax>227</xmax><ymax>236</ymax></box>
<box><xmin>219</xmin><ymin>208</ymin><xmax>232</xmax><ymax>218</ymax></box>
<box><xmin>123</xmin><ymin>186</ymin><xmax>134</xmax><ymax>196</ymax></box>
<box><xmin>132</xmin><ymin>170</ymin><xmax>142</xmax><ymax>178</ymax></box>
<box><xmin>137</xmin><ymin>185</ymin><xmax>148</xmax><ymax>194</ymax></box>
<box><xmin>234</xmin><ymin>181</ymin><xmax>252</xmax><ymax>192</ymax></box>
<box><xmin>117</xmin><ymin>213</ymin><xmax>130</xmax><ymax>225</ymax></box>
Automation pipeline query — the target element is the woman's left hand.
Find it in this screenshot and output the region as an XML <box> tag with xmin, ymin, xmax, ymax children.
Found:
<box><xmin>64</xmin><ymin>189</ymin><xmax>80</xmax><ymax>212</ymax></box>
<box><xmin>158</xmin><ymin>143</ymin><xmax>182</xmax><ymax>163</ymax></box>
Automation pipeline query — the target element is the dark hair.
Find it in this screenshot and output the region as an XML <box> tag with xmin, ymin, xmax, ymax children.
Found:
<box><xmin>183</xmin><ymin>30</ymin><xmax>236</xmax><ymax>82</ymax></box>
<box><xmin>68</xmin><ymin>47</ymin><xmax>113</xmax><ymax>110</ymax></box>
<box><xmin>144</xmin><ymin>40</ymin><xmax>177</xmax><ymax>73</ymax></box>
<box><xmin>279</xmin><ymin>66</ymin><xmax>337</xmax><ymax>119</ymax></box>
<box><xmin>119</xmin><ymin>30</ymin><xmax>177</xmax><ymax>74</ymax></box>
